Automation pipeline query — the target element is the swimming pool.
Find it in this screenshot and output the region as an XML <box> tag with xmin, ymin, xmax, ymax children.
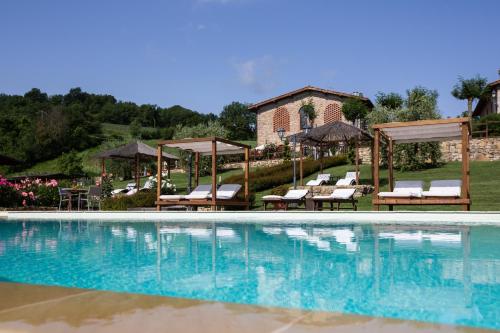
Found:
<box><xmin>0</xmin><ymin>219</ymin><xmax>499</xmax><ymax>330</ymax></box>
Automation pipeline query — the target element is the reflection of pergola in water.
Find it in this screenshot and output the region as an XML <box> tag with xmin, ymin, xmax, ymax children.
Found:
<box><xmin>95</xmin><ymin>141</ymin><xmax>179</xmax><ymax>189</ymax></box>
<box><xmin>372</xmin><ymin>117</ymin><xmax>471</xmax><ymax>211</ymax></box>
<box><xmin>289</xmin><ymin>121</ymin><xmax>373</xmax><ymax>185</ymax></box>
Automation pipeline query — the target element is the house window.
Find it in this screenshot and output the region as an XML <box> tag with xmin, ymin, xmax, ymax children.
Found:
<box><xmin>273</xmin><ymin>106</ymin><xmax>290</xmax><ymax>132</ymax></box>
<box><xmin>324</xmin><ymin>103</ymin><xmax>342</xmax><ymax>124</ymax></box>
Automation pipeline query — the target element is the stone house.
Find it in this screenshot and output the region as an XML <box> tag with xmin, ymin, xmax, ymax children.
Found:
<box><xmin>473</xmin><ymin>78</ymin><xmax>500</xmax><ymax>118</ymax></box>
<box><xmin>248</xmin><ymin>86</ymin><xmax>373</xmax><ymax>146</ymax></box>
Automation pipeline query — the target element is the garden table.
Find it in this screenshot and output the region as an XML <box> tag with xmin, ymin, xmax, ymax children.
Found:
<box><xmin>64</xmin><ymin>188</ymin><xmax>88</xmax><ymax>211</ymax></box>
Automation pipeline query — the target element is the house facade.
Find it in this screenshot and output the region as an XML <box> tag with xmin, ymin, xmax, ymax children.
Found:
<box><xmin>249</xmin><ymin>86</ymin><xmax>373</xmax><ymax>146</ymax></box>
<box><xmin>473</xmin><ymin>79</ymin><xmax>500</xmax><ymax>118</ymax></box>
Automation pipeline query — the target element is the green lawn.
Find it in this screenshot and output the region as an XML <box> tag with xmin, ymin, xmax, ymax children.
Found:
<box><xmin>253</xmin><ymin>161</ymin><xmax>500</xmax><ymax>211</ymax></box>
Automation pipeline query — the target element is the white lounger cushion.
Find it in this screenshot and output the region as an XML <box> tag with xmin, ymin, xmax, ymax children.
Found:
<box><xmin>159</xmin><ymin>194</ymin><xmax>185</xmax><ymax>200</ymax></box>
<box><xmin>185</xmin><ymin>184</ymin><xmax>212</xmax><ymax>199</ymax></box>
<box><xmin>263</xmin><ymin>189</ymin><xmax>309</xmax><ymax>201</ymax></box>
<box><xmin>284</xmin><ymin>189</ymin><xmax>309</xmax><ymax>200</ymax></box>
<box><xmin>336</xmin><ymin>172</ymin><xmax>358</xmax><ymax>186</ymax></box>
<box><xmin>422</xmin><ymin>180</ymin><xmax>462</xmax><ymax>197</ymax></box>
<box><xmin>378</xmin><ymin>180</ymin><xmax>424</xmax><ymax>198</ymax></box>
<box><xmin>306</xmin><ymin>174</ymin><xmax>330</xmax><ymax>186</ymax></box>
<box><xmin>208</xmin><ymin>184</ymin><xmax>242</xmax><ymax>199</ymax></box>
<box><xmin>336</xmin><ymin>178</ymin><xmax>355</xmax><ymax>186</ymax></box>
<box><xmin>159</xmin><ymin>184</ymin><xmax>212</xmax><ymax>201</ymax></box>
<box><xmin>306</xmin><ymin>179</ymin><xmax>322</xmax><ymax>186</ymax></box>
<box><xmin>314</xmin><ymin>188</ymin><xmax>356</xmax><ymax>200</ymax></box>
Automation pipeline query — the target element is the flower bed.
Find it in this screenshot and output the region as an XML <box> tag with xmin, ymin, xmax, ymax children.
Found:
<box><xmin>0</xmin><ymin>175</ymin><xmax>59</xmax><ymax>208</ymax></box>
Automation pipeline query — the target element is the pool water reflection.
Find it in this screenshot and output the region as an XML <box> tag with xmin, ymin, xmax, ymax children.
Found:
<box><xmin>0</xmin><ymin>221</ymin><xmax>499</xmax><ymax>329</ymax></box>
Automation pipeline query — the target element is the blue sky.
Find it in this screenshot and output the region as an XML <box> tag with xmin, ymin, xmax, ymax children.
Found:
<box><xmin>1</xmin><ymin>0</ymin><xmax>499</xmax><ymax>117</ymax></box>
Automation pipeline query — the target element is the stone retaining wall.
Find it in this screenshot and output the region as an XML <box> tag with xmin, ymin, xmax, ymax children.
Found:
<box><xmin>440</xmin><ymin>137</ymin><xmax>500</xmax><ymax>161</ymax></box>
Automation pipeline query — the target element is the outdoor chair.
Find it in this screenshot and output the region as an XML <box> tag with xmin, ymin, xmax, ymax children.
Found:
<box><xmin>312</xmin><ymin>188</ymin><xmax>357</xmax><ymax>211</ymax></box>
<box><xmin>262</xmin><ymin>189</ymin><xmax>309</xmax><ymax>210</ymax></box>
<box><xmin>335</xmin><ymin>172</ymin><xmax>359</xmax><ymax>186</ymax></box>
<box><xmin>306</xmin><ymin>173</ymin><xmax>331</xmax><ymax>186</ymax></box>
<box><xmin>422</xmin><ymin>180</ymin><xmax>462</xmax><ymax>198</ymax></box>
<box><xmin>79</xmin><ymin>186</ymin><xmax>102</xmax><ymax>210</ymax></box>
<box><xmin>378</xmin><ymin>180</ymin><xmax>424</xmax><ymax>198</ymax></box>
<box><xmin>58</xmin><ymin>187</ymin><xmax>78</xmax><ymax>210</ymax></box>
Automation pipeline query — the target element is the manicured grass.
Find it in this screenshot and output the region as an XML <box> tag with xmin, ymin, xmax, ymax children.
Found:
<box><xmin>253</xmin><ymin>161</ymin><xmax>500</xmax><ymax>211</ymax></box>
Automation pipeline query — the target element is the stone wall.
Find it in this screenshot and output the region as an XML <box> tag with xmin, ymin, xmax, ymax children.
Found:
<box><xmin>356</xmin><ymin>137</ymin><xmax>500</xmax><ymax>164</ymax></box>
<box><xmin>440</xmin><ymin>137</ymin><xmax>500</xmax><ymax>161</ymax></box>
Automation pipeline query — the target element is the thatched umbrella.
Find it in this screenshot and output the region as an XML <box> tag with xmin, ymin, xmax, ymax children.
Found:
<box><xmin>288</xmin><ymin>122</ymin><xmax>373</xmax><ymax>185</ymax></box>
<box><xmin>0</xmin><ymin>154</ymin><xmax>21</xmax><ymax>166</ymax></box>
<box><xmin>95</xmin><ymin>141</ymin><xmax>179</xmax><ymax>189</ymax></box>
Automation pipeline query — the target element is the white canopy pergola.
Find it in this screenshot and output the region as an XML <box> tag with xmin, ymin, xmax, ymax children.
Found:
<box><xmin>372</xmin><ymin>117</ymin><xmax>471</xmax><ymax>211</ymax></box>
<box><xmin>161</xmin><ymin>138</ymin><xmax>246</xmax><ymax>156</ymax></box>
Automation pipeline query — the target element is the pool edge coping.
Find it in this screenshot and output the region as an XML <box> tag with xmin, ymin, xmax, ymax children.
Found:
<box><xmin>4</xmin><ymin>210</ymin><xmax>500</xmax><ymax>225</ymax></box>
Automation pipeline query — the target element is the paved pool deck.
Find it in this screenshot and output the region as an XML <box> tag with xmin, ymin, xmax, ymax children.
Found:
<box><xmin>0</xmin><ymin>283</ymin><xmax>494</xmax><ymax>333</ymax></box>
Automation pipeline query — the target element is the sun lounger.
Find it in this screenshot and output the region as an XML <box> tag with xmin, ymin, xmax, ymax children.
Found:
<box><xmin>335</xmin><ymin>172</ymin><xmax>358</xmax><ymax>186</ymax></box>
<box><xmin>306</xmin><ymin>174</ymin><xmax>331</xmax><ymax>186</ymax></box>
<box><xmin>378</xmin><ymin>180</ymin><xmax>424</xmax><ymax>198</ymax></box>
<box><xmin>112</xmin><ymin>182</ymin><xmax>136</xmax><ymax>196</ymax></box>
<box><xmin>422</xmin><ymin>180</ymin><xmax>462</xmax><ymax>198</ymax></box>
<box><xmin>312</xmin><ymin>188</ymin><xmax>357</xmax><ymax>210</ymax></box>
<box><xmin>262</xmin><ymin>189</ymin><xmax>309</xmax><ymax>210</ymax></box>
<box><xmin>159</xmin><ymin>184</ymin><xmax>212</xmax><ymax>201</ymax></box>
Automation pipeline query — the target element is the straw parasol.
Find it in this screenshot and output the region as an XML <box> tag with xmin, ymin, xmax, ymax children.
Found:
<box><xmin>95</xmin><ymin>141</ymin><xmax>179</xmax><ymax>189</ymax></box>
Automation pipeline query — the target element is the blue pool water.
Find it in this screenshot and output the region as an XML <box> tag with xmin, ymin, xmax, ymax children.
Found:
<box><xmin>0</xmin><ymin>221</ymin><xmax>499</xmax><ymax>329</ymax></box>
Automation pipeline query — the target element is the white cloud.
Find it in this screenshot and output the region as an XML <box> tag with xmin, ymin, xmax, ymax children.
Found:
<box><xmin>234</xmin><ymin>56</ymin><xmax>278</xmax><ymax>94</ymax></box>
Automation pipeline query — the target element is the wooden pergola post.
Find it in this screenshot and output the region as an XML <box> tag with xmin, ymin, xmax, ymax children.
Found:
<box><xmin>355</xmin><ymin>138</ymin><xmax>360</xmax><ymax>185</ymax></box>
<box><xmin>135</xmin><ymin>154</ymin><xmax>140</xmax><ymax>190</ymax></box>
<box><xmin>166</xmin><ymin>158</ymin><xmax>171</xmax><ymax>179</ymax></box>
<box><xmin>461</xmin><ymin>122</ymin><xmax>470</xmax><ymax>211</ymax></box>
<box><xmin>211</xmin><ymin>140</ymin><xmax>217</xmax><ymax>210</ymax></box>
<box><xmin>299</xmin><ymin>143</ymin><xmax>304</xmax><ymax>186</ymax></box>
<box><xmin>244</xmin><ymin>147</ymin><xmax>250</xmax><ymax>209</ymax></box>
<box><xmin>156</xmin><ymin>145</ymin><xmax>162</xmax><ymax>211</ymax></box>
<box><xmin>194</xmin><ymin>152</ymin><xmax>200</xmax><ymax>187</ymax></box>
<box><xmin>101</xmin><ymin>158</ymin><xmax>106</xmax><ymax>176</ymax></box>
<box><xmin>373</xmin><ymin>129</ymin><xmax>380</xmax><ymax>211</ymax></box>
<box><xmin>387</xmin><ymin>138</ymin><xmax>394</xmax><ymax>211</ymax></box>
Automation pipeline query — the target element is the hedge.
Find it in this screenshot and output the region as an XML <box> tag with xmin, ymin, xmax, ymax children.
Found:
<box><xmin>101</xmin><ymin>191</ymin><xmax>156</xmax><ymax>210</ymax></box>
<box><xmin>224</xmin><ymin>155</ymin><xmax>348</xmax><ymax>197</ymax></box>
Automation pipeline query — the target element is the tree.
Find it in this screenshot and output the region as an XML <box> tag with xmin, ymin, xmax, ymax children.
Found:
<box><xmin>451</xmin><ymin>75</ymin><xmax>488</xmax><ymax>117</ymax></box>
<box><xmin>367</xmin><ymin>86</ymin><xmax>442</xmax><ymax>171</ymax></box>
<box><xmin>129</xmin><ymin>119</ymin><xmax>142</xmax><ymax>139</ymax></box>
<box><xmin>58</xmin><ymin>151</ymin><xmax>84</xmax><ymax>176</ymax></box>
<box><xmin>341</xmin><ymin>98</ymin><xmax>369</xmax><ymax>124</ymax></box>
<box><xmin>219</xmin><ymin>102</ymin><xmax>256</xmax><ymax>140</ymax></box>
<box><xmin>375</xmin><ymin>92</ymin><xmax>404</xmax><ymax>109</ymax></box>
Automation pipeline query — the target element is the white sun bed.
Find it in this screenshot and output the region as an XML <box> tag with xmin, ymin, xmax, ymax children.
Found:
<box><xmin>159</xmin><ymin>184</ymin><xmax>212</xmax><ymax>201</ymax></box>
<box><xmin>262</xmin><ymin>189</ymin><xmax>309</xmax><ymax>210</ymax></box>
<box><xmin>378</xmin><ymin>180</ymin><xmax>424</xmax><ymax>198</ymax></box>
<box><xmin>208</xmin><ymin>184</ymin><xmax>242</xmax><ymax>200</ymax></box>
<box><xmin>422</xmin><ymin>180</ymin><xmax>462</xmax><ymax>198</ymax></box>
<box><xmin>306</xmin><ymin>174</ymin><xmax>331</xmax><ymax>186</ymax></box>
<box><xmin>312</xmin><ymin>188</ymin><xmax>357</xmax><ymax>210</ymax></box>
<box><xmin>335</xmin><ymin>172</ymin><xmax>358</xmax><ymax>186</ymax></box>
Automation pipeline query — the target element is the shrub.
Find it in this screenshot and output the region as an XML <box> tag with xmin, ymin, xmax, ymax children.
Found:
<box><xmin>58</xmin><ymin>151</ymin><xmax>84</xmax><ymax>176</ymax></box>
<box><xmin>473</xmin><ymin>114</ymin><xmax>500</xmax><ymax>137</ymax></box>
<box><xmin>270</xmin><ymin>184</ymin><xmax>289</xmax><ymax>196</ymax></box>
<box><xmin>0</xmin><ymin>176</ymin><xmax>20</xmax><ymax>208</ymax></box>
<box><xmin>101</xmin><ymin>191</ymin><xmax>156</xmax><ymax>211</ymax></box>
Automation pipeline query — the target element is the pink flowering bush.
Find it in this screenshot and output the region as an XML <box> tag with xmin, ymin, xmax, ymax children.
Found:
<box><xmin>0</xmin><ymin>176</ymin><xmax>59</xmax><ymax>208</ymax></box>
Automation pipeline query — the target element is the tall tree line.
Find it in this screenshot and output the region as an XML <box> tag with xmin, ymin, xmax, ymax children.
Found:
<box><xmin>0</xmin><ymin>87</ymin><xmax>218</xmax><ymax>165</ymax></box>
